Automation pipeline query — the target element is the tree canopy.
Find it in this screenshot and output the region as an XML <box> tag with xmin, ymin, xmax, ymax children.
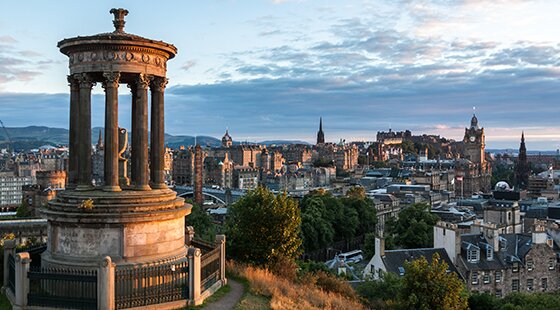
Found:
<box><xmin>385</xmin><ymin>203</ymin><xmax>439</xmax><ymax>249</ymax></box>
<box><xmin>300</xmin><ymin>188</ymin><xmax>376</xmax><ymax>253</ymax></box>
<box><xmin>225</xmin><ymin>186</ymin><xmax>301</xmax><ymax>266</ymax></box>
<box><xmin>401</xmin><ymin>253</ymin><xmax>468</xmax><ymax>310</ymax></box>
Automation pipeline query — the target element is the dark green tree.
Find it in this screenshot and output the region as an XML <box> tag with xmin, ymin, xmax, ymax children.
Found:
<box><xmin>363</xmin><ymin>232</ymin><xmax>376</xmax><ymax>259</ymax></box>
<box><xmin>16</xmin><ymin>201</ymin><xmax>32</xmax><ymax>218</ymax></box>
<box><xmin>226</xmin><ymin>186</ymin><xmax>301</xmax><ymax>266</ymax></box>
<box><xmin>357</xmin><ymin>272</ymin><xmax>402</xmax><ymax>308</ymax></box>
<box><xmin>186</xmin><ymin>203</ymin><xmax>216</xmax><ymax>242</ymax></box>
<box><xmin>385</xmin><ymin>203</ymin><xmax>439</xmax><ymax>249</ymax></box>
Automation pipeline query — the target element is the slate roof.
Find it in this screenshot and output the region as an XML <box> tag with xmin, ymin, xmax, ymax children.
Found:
<box><xmin>382</xmin><ymin>248</ymin><xmax>460</xmax><ymax>277</ymax></box>
<box><xmin>458</xmin><ymin>233</ymin><xmax>533</xmax><ymax>272</ymax></box>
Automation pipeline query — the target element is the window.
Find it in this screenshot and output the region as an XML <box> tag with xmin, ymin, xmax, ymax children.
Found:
<box><xmin>495</xmin><ymin>289</ymin><xmax>502</xmax><ymax>298</ymax></box>
<box><xmin>512</xmin><ymin>279</ymin><xmax>519</xmax><ymax>292</ymax></box>
<box><xmin>527</xmin><ymin>259</ymin><xmax>534</xmax><ymax>271</ymax></box>
<box><xmin>495</xmin><ymin>271</ymin><xmax>502</xmax><ymax>283</ymax></box>
<box><xmin>471</xmin><ymin>271</ymin><xmax>479</xmax><ymax>285</ymax></box>
<box><xmin>542</xmin><ymin>278</ymin><xmax>548</xmax><ymax>291</ymax></box>
<box><xmin>486</xmin><ymin>245</ymin><xmax>493</xmax><ymax>260</ymax></box>
<box><xmin>513</xmin><ymin>263</ymin><xmax>519</xmax><ymax>273</ymax></box>
<box><xmin>549</xmin><ymin>259</ymin><xmax>555</xmax><ymax>270</ymax></box>
<box><xmin>527</xmin><ymin>279</ymin><xmax>533</xmax><ymax>291</ymax></box>
<box><xmin>467</xmin><ymin>249</ymin><xmax>480</xmax><ymax>263</ymax></box>
<box><xmin>507</xmin><ymin>212</ymin><xmax>512</xmax><ymax>221</ymax></box>
<box><xmin>483</xmin><ymin>273</ymin><xmax>491</xmax><ymax>284</ymax></box>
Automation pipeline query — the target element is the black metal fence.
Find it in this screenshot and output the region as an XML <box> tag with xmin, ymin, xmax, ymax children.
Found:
<box><xmin>114</xmin><ymin>258</ymin><xmax>189</xmax><ymax>309</ymax></box>
<box><xmin>7</xmin><ymin>253</ymin><xmax>15</xmax><ymax>295</ymax></box>
<box><xmin>200</xmin><ymin>246</ymin><xmax>221</xmax><ymax>292</ymax></box>
<box><xmin>27</xmin><ymin>266</ymin><xmax>97</xmax><ymax>310</ymax></box>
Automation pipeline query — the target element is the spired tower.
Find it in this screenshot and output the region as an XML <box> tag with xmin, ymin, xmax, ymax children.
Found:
<box><xmin>316</xmin><ymin>117</ymin><xmax>325</xmax><ymax>145</ymax></box>
<box><xmin>457</xmin><ymin>112</ymin><xmax>491</xmax><ymax>195</ymax></box>
<box><xmin>515</xmin><ymin>132</ymin><xmax>530</xmax><ymax>190</ymax></box>
<box><xmin>41</xmin><ymin>9</ymin><xmax>189</xmax><ymax>269</ymax></box>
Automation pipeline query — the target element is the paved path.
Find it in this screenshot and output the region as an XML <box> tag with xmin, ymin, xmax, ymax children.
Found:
<box><xmin>203</xmin><ymin>280</ymin><xmax>244</xmax><ymax>310</ymax></box>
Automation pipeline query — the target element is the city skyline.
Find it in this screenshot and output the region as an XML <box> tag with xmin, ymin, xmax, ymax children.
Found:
<box><xmin>1</xmin><ymin>1</ymin><xmax>560</xmax><ymax>149</ymax></box>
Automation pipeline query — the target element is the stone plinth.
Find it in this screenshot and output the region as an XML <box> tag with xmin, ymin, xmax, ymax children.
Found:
<box><xmin>39</xmin><ymin>189</ymin><xmax>189</xmax><ymax>269</ymax></box>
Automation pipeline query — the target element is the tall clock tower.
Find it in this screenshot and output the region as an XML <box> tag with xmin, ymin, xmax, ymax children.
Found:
<box><xmin>463</xmin><ymin>113</ymin><xmax>486</xmax><ymax>169</ymax></box>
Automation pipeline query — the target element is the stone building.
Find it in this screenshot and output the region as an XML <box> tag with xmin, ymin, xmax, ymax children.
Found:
<box><xmin>233</xmin><ymin>165</ymin><xmax>259</xmax><ymax>190</ymax></box>
<box><xmin>221</xmin><ymin>129</ymin><xmax>232</xmax><ymax>148</ymax></box>
<box><xmin>22</xmin><ymin>170</ymin><xmax>66</xmax><ymax>215</ymax></box>
<box><xmin>435</xmin><ymin>221</ymin><xmax>557</xmax><ymax>297</ymax></box>
<box><xmin>92</xmin><ymin>131</ymin><xmax>105</xmax><ymax>185</ymax></box>
<box><xmin>173</xmin><ymin>146</ymin><xmax>195</xmax><ymax>185</ymax></box>
<box><xmin>455</xmin><ymin>114</ymin><xmax>491</xmax><ymax>197</ymax></box>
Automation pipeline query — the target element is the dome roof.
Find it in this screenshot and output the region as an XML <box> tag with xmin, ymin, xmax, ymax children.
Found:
<box><xmin>495</xmin><ymin>181</ymin><xmax>511</xmax><ymax>191</ymax></box>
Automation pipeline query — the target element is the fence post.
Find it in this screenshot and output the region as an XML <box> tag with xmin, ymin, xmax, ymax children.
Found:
<box><xmin>215</xmin><ymin>235</ymin><xmax>227</xmax><ymax>285</ymax></box>
<box><xmin>3</xmin><ymin>239</ymin><xmax>16</xmax><ymax>289</ymax></box>
<box><xmin>188</xmin><ymin>247</ymin><xmax>202</xmax><ymax>305</ymax></box>
<box><xmin>14</xmin><ymin>252</ymin><xmax>30</xmax><ymax>308</ymax></box>
<box><xmin>98</xmin><ymin>256</ymin><xmax>115</xmax><ymax>310</ymax></box>
<box><xmin>185</xmin><ymin>226</ymin><xmax>195</xmax><ymax>246</ymax></box>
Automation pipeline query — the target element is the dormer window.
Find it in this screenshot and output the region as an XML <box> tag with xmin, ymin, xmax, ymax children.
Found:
<box><xmin>486</xmin><ymin>245</ymin><xmax>493</xmax><ymax>261</ymax></box>
<box><xmin>398</xmin><ymin>266</ymin><xmax>405</xmax><ymax>276</ymax></box>
<box><xmin>548</xmin><ymin>259</ymin><xmax>555</xmax><ymax>270</ymax></box>
<box><xmin>467</xmin><ymin>248</ymin><xmax>480</xmax><ymax>263</ymax></box>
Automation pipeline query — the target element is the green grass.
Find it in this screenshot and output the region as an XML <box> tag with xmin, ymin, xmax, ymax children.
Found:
<box><xmin>183</xmin><ymin>283</ymin><xmax>232</xmax><ymax>309</ymax></box>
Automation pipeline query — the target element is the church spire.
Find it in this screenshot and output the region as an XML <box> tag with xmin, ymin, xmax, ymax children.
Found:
<box><xmin>317</xmin><ymin>117</ymin><xmax>325</xmax><ymax>145</ymax></box>
<box><xmin>97</xmin><ymin>130</ymin><xmax>104</xmax><ymax>150</ymax></box>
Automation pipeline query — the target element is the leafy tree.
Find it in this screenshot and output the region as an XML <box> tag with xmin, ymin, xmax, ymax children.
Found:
<box><xmin>301</xmin><ymin>200</ymin><xmax>335</xmax><ymax>252</ymax></box>
<box><xmin>346</xmin><ymin>186</ymin><xmax>366</xmax><ymax>199</ymax></box>
<box><xmin>226</xmin><ymin>186</ymin><xmax>301</xmax><ymax>267</ymax></box>
<box><xmin>186</xmin><ymin>203</ymin><xmax>216</xmax><ymax>242</ymax></box>
<box><xmin>363</xmin><ymin>232</ymin><xmax>376</xmax><ymax>259</ymax></box>
<box><xmin>385</xmin><ymin>203</ymin><xmax>439</xmax><ymax>249</ymax></box>
<box><xmin>342</xmin><ymin>194</ymin><xmax>376</xmax><ymax>236</ymax></box>
<box><xmin>357</xmin><ymin>272</ymin><xmax>402</xmax><ymax>308</ymax></box>
<box><xmin>16</xmin><ymin>201</ymin><xmax>32</xmax><ymax>218</ymax></box>
<box><xmin>468</xmin><ymin>292</ymin><xmax>499</xmax><ymax>310</ymax></box>
<box><xmin>401</xmin><ymin>253</ymin><xmax>468</xmax><ymax>310</ymax></box>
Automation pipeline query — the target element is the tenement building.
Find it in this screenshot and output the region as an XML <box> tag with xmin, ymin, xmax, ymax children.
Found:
<box><xmin>435</xmin><ymin>221</ymin><xmax>557</xmax><ymax>297</ymax></box>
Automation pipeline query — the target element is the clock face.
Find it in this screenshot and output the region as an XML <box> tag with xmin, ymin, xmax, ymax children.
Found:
<box><xmin>469</xmin><ymin>136</ymin><xmax>476</xmax><ymax>142</ymax></box>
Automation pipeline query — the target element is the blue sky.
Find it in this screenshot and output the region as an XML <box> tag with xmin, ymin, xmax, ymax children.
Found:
<box><xmin>1</xmin><ymin>0</ymin><xmax>560</xmax><ymax>150</ymax></box>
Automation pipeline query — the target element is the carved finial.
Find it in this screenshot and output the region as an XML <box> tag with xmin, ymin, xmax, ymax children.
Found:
<box><xmin>110</xmin><ymin>8</ymin><xmax>129</xmax><ymax>33</ymax></box>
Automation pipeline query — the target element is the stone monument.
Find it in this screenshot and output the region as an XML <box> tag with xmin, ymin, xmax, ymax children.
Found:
<box><xmin>40</xmin><ymin>8</ymin><xmax>189</xmax><ymax>269</ymax></box>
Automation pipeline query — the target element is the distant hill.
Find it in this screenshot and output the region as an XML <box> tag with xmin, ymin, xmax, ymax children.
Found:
<box><xmin>0</xmin><ymin>126</ymin><xmax>305</xmax><ymax>150</ymax></box>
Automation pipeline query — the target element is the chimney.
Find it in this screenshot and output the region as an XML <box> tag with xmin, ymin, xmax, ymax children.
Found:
<box><xmin>532</xmin><ymin>223</ymin><xmax>548</xmax><ymax>245</ymax></box>
<box><xmin>194</xmin><ymin>144</ymin><xmax>203</xmax><ymax>206</ymax></box>
<box><xmin>375</xmin><ymin>237</ymin><xmax>385</xmax><ymax>257</ymax></box>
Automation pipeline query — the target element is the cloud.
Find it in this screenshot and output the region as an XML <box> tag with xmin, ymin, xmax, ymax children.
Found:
<box><xmin>181</xmin><ymin>60</ymin><xmax>197</xmax><ymax>71</ymax></box>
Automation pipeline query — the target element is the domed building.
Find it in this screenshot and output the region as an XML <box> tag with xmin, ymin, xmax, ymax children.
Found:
<box><xmin>221</xmin><ymin>129</ymin><xmax>232</xmax><ymax>148</ymax></box>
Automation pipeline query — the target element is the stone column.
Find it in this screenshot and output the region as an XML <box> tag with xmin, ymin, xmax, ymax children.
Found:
<box><xmin>67</xmin><ymin>75</ymin><xmax>80</xmax><ymax>189</ymax></box>
<box><xmin>187</xmin><ymin>247</ymin><xmax>202</xmax><ymax>306</ymax></box>
<box><xmin>76</xmin><ymin>73</ymin><xmax>95</xmax><ymax>191</ymax></box>
<box><xmin>132</xmin><ymin>73</ymin><xmax>151</xmax><ymax>190</ymax></box>
<box><xmin>98</xmin><ymin>256</ymin><xmax>115</xmax><ymax>310</ymax></box>
<box><xmin>150</xmin><ymin>77</ymin><xmax>168</xmax><ymax>189</ymax></box>
<box><xmin>128</xmin><ymin>82</ymin><xmax>137</xmax><ymax>186</ymax></box>
<box><xmin>102</xmin><ymin>72</ymin><xmax>121</xmax><ymax>192</ymax></box>
<box><xmin>15</xmin><ymin>252</ymin><xmax>31</xmax><ymax>308</ymax></box>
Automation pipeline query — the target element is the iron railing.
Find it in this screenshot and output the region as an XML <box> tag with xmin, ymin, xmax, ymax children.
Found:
<box><xmin>191</xmin><ymin>239</ymin><xmax>215</xmax><ymax>254</ymax></box>
<box><xmin>115</xmin><ymin>258</ymin><xmax>189</xmax><ymax>309</ymax></box>
<box><xmin>7</xmin><ymin>253</ymin><xmax>15</xmax><ymax>295</ymax></box>
<box><xmin>200</xmin><ymin>246</ymin><xmax>221</xmax><ymax>292</ymax></box>
<box><xmin>27</xmin><ymin>266</ymin><xmax>97</xmax><ymax>309</ymax></box>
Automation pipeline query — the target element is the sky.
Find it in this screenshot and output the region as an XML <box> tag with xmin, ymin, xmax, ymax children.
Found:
<box><xmin>1</xmin><ymin>0</ymin><xmax>560</xmax><ymax>150</ymax></box>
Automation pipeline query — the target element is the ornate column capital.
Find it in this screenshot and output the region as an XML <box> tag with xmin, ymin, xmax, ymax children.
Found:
<box><xmin>150</xmin><ymin>77</ymin><xmax>168</xmax><ymax>92</ymax></box>
<box><xmin>136</xmin><ymin>73</ymin><xmax>152</xmax><ymax>90</ymax></box>
<box><xmin>77</xmin><ymin>73</ymin><xmax>96</xmax><ymax>89</ymax></box>
<box><xmin>102</xmin><ymin>71</ymin><xmax>121</xmax><ymax>90</ymax></box>
<box><xmin>67</xmin><ymin>74</ymin><xmax>80</xmax><ymax>90</ymax></box>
